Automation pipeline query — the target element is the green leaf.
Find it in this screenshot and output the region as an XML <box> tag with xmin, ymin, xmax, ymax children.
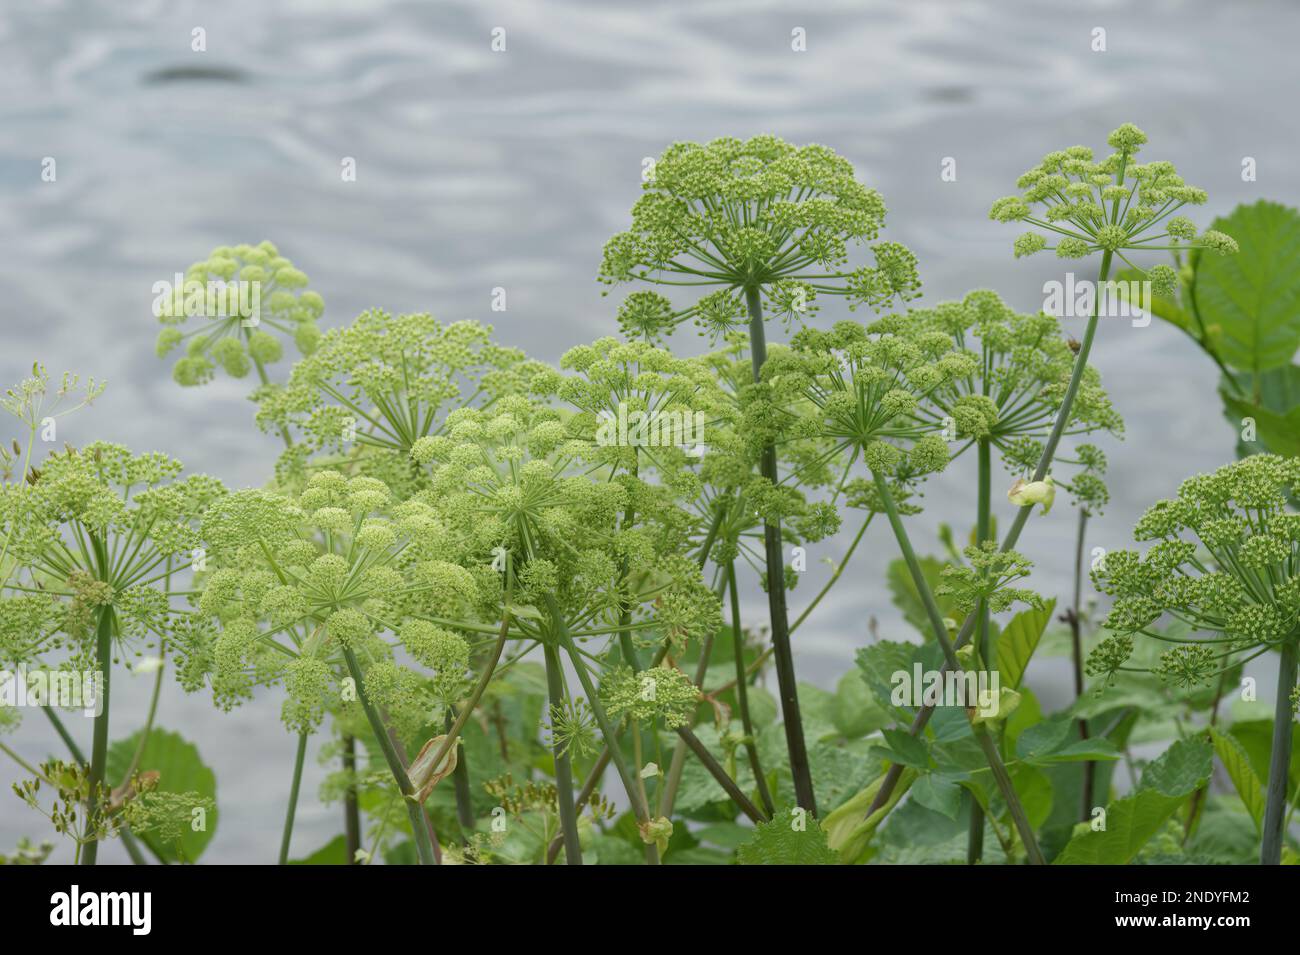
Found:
<box><xmin>735</xmin><ymin>811</ymin><xmax>839</xmax><ymax>865</ymax></box>
<box><xmin>830</xmin><ymin>668</ymin><xmax>890</xmax><ymax>738</ymax></box>
<box><xmin>1209</xmin><ymin>727</ymin><xmax>1265</xmax><ymax>828</ymax></box>
<box><xmin>1226</xmin><ymin>718</ymin><xmax>1300</xmax><ymax>799</ymax></box>
<box><xmin>1016</xmin><ymin>715</ymin><xmax>1119</xmax><ymax>766</ymax></box>
<box><xmin>106</xmin><ymin>727</ymin><xmax>217</xmax><ymax>864</ymax></box>
<box><xmin>1053</xmin><ymin>789</ymin><xmax>1186</xmax><ymax>865</ymax></box>
<box><xmin>289</xmin><ymin>834</ymin><xmax>349</xmax><ymax>865</ymax></box>
<box><xmin>1194</xmin><ymin>200</ymin><xmax>1300</xmax><ymax>374</ymax></box>
<box><xmin>871</xmin><ymin>728</ymin><xmax>930</xmax><ymax>770</ymax></box>
<box><xmin>1008</xmin><ymin>764</ymin><xmax>1054</xmax><ymax>829</ymax></box>
<box><xmin>1138</xmin><ymin>737</ymin><xmax>1214</xmax><ymax>797</ymax></box>
<box><xmin>911</xmin><ymin>773</ymin><xmax>962</xmax><ymax>820</ymax></box>
<box><xmin>1220</xmin><ymin>366</ymin><xmax>1300</xmax><ymax>457</ymax></box>
<box><xmin>996</xmin><ymin>598</ymin><xmax>1056</xmax><ymax>689</ymax></box>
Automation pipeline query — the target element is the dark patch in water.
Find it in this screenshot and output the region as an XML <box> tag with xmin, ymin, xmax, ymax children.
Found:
<box><xmin>142</xmin><ymin>65</ymin><xmax>251</xmax><ymax>85</ymax></box>
<box><xmin>922</xmin><ymin>85</ymin><xmax>973</xmax><ymax>104</ymax></box>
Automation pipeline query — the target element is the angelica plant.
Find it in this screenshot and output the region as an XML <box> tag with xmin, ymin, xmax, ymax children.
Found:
<box><xmin>0</xmin><ymin>442</ymin><xmax>222</xmax><ymax>864</ymax></box>
<box><xmin>766</xmin><ymin>316</ymin><xmax>1049</xmax><ymax>861</ymax></box>
<box><xmin>865</xmin><ymin>124</ymin><xmax>1236</xmax><ymax>825</ymax></box>
<box><xmin>1089</xmin><ymin>454</ymin><xmax>1300</xmax><ymax>864</ymax></box>
<box><xmin>410</xmin><ymin>395</ymin><xmax>723</xmax><ymax>862</ymax></box>
<box><xmin>193</xmin><ymin>471</ymin><xmax>491</xmax><ymax>865</ymax></box>
<box><xmin>602</xmin><ymin>135</ymin><xmax>921</xmax><ymax>811</ymax></box>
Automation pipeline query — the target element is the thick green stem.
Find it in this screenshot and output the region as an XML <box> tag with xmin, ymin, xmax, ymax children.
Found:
<box><xmin>1261</xmin><ymin>639</ymin><xmax>1298</xmax><ymax>865</ymax></box>
<box><xmin>1070</xmin><ymin>506</ymin><xmax>1095</xmax><ymax>822</ymax></box>
<box><xmin>744</xmin><ymin>284</ymin><xmax>816</xmax><ymax>814</ymax></box>
<box><xmin>342</xmin><ymin>734</ymin><xmax>361</xmax><ymax>864</ymax></box>
<box><xmin>446</xmin><ymin>708</ymin><xmax>476</xmax><ymax>839</ymax></box>
<box><xmin>868</xmin><ymin>250</ymin><xmax>1116</xmax><ymax>819</ymax></box>
<box><xmin>728</xmin><ymin>559</ymin><xmax>775</xmax><ymax>816</ymax></box>
<box><xmin>341</xmin><ymin>646</ymin><xmax>437</xmax><ymax>865</ymax></box>
<box><xmin>543</xmin><ymin>642</ymin><xmax>583</xmax><ymax>865</ymax></box>
<box><xmin>278</xmin><ymin>732</ymin><xmax>309</xmax><ymax>865</ymax></box>
<box><xmin>872</xmin><ymin>471</ymin><xmax>1045</xmax><ymax>865</ymax></box>
<box><xmin>676</xmin><ymin>727</ymin><xmax>768</xmax><ymax>823</ymax></box>
<box><xmin>80</xmin><ymin>605</ymin><xmax>114</xmax><ymax>866</ymax></box>
<box><xmin>968</xmin><ymin>437</ymin><xmax>992</xmax><ymax>864</ymax></box>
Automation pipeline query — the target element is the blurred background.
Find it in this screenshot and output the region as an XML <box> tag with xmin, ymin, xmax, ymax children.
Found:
<box><xmin>1</xmin><ymin>0</ymin><xmax>1296</xmax><ymax>861</ymax></box>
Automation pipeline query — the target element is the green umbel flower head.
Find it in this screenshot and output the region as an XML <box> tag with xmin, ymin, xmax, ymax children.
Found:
<box><xmin>601</xmin><ymin>136</ymin><xmax>921</xmax><ymax>340</ymax></box>
<box><xmin>192</xmin><ymin>470</ymin><xmax>481</xmax><ymax>731</ymax></box>
<box><xmin>991</xmin><ymin>124</ymin><xmax>1237</xmax><ymax>275</ymax></box>
<box><xmin>1090</xmin><ymin>455</ymin><xmax>1300</xmax><ymax>689</ymax></box>
<box><xmin>410</xmin><ymin>395</ymin><xmax>721</xmax><ymax>650</ymax></box>
<box><xmin>916</xmin><ymin>290</ymin><xmax>1123</xmax><ymax>508</ymax></box>
<box><xmin>257</xmin><ymin>311</ymin><xmax>543</xmax><ymax>491</ymax></box>
<box><xmin>155</xmin><ymin>241</ymin><xmax>324</xmax><ymax>387</ymax></box>
<box><xmin>0</xmin><ymin>443</ymin><xmax>223</xmax><ymax>672</ymax></box>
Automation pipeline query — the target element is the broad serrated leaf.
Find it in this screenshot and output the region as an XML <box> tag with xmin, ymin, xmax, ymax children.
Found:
<box><xmin>1053</xmin><ymin>788</ymin><xmax>1188</xmax><ymax>865</ymax></box>
<box><xmin>735</xmin><ymin>811</ymin><xmax>838</xmax><ymax>865</ymax></box>
<box><xmin>1194</xmin><ymin>200</ymin><xmax>1300</xmax><ymax>374</ymax></box>
<box><xmin>1210</xmin><ymin>727</ymin><xmax>1266</xmax><ymax>827</ymax></box>
<box><xmin>1139</xmin><ymin>737</ymin><xmax>1214</xmax><ymax>798</ymax></box>
<box><xmin>996</xmin><ymin>598</ymin><xmax>1056</xmax><ymax>689</ymax></box>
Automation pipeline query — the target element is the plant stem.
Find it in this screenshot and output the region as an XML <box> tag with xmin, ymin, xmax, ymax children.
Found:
<box><xmin>871</xmin><ymin>470</ymin><xmax>1045</xmax><ymax>865</ymax></box>
<box><xmin>341</xmin><ymin>646</ymin><xmax>437</xmax><ymax>865</ymax></box>
<box><xmin>867</xmin><ymin>250</ymin><xmax>1116</xmax><ymax>819</ymax></box>
<box><xmin>968</xmin><ymin>436</ymin><xmax>992</xmax><ymax>864</ymax></box>
<box><xmin>278</xmin><ymin>731</ymin><xmax>308</xmax><ymax>864</ymax></box>
<box><xmin>656</xmin><ymin>629</ymin><xmax>713</xmax><ymax>818</ymax></box>
<box><xmin>342</xmin><ymin>734</ymin><xmax>361</xmax><ymax>864</ymax></box>
<box><xmin>446</xmin><ymin>708</ymin><xmax>476</xmax><ymax>839</ymax></box>
<box><xmin>1069</xmin><ymin>506</ymin><xmax>1095</xmax><ymax>821</ymax></box>
<box><xmin>728</xmin><ymin>559</ymin><xmax>775</xmax><ymax>815</ymax></box>
<box><xmin>1261</xmin><ymin>638</ymin><xmax>1298</xmax><ymax>865</ymax></box>
<box><xmin>675</xmin><ymin>726</ymin><xmax>768</xmax><ymax>823</ymax></box>
<box><xmin>80</xmin><ymin>604</ymin><xmax>114</xmax><ymax>866</ymax></box>
<box><xmin>545</xmin><ymin>748</ymin><xmax>612</xmax><ymax>865</ymax></box>
<box><xmin>744</xmin><ymin>284</ymin><xmax>815</xmax><ymax>814</ymax></box>
<box><xmin>543</xmin><ymin>641</ymin><xmax>583</xmax><ymax>865</ymax></box>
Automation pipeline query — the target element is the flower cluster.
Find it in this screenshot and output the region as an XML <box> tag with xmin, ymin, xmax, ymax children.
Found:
<box><xmin>0</xmin><ymin>443</ymin><xmax>222</xmax><ymax>669</ymax></box>
<box><xmin>190</xmin><ymin>471</ymin><xmax>477</xmax><ymax>733</ymax></box>
<box><xmin>409</xmin><ymin>396</ymin><xmax>721</xmax><ymax>647</ymax></box>
<box><xmin>599</xmin><ymin>663</ymin><xmax>700</xmax><ymax>729</ymax></box>
<box><xmin>600</xmin><ymin>136</ymin><xmax>920</xmax><ymax>340</ymax></box>
<box><xmin>1090</xmin><ymin>455</ymin><xmax>1300</xmax><ymax>688</ymax></box>
<box><xmin>991</xmin><ymin>123</ymin><xmax>1237</xmax><ymax>282</ymax></box>
<box><xmin>914</xmin><ymin>290</ymin><xmax>1122</xmax><ymax>498</ymax></box>
<box><xmin>766</xmin><ymin>318</ymin><xmax>972</xmax><ymax>483</ymax></box>
<box><xmin>258</xmin><ymin>311</ymin><xmax>542</xmax><ymax>491</ymax></box>
<box><xmin>156</xmin><ymin>242</ymin><xmax>325</xmax><ymax>387</ymax></box>
<box><xmin>937</xmin><ymin>542</ymin><xmax>1044</xmax><ymax>617</ymax></box>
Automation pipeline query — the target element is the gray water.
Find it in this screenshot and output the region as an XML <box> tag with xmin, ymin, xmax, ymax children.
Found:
<box><xmin>2</xmin><ymin>0</ymin><xmax>1297</xmax><ymax>862</ymax></box>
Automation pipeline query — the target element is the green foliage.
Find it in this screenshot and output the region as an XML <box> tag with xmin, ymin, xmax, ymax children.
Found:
<box><xmin>735</xmin><ymin>809</ymin><xmax>839</xmax><ymax>865</ymax></box>
<box><xmin>106</xmin><ymin>728</ymin><xmax>217</xmax><ymax>863</ymax></box>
